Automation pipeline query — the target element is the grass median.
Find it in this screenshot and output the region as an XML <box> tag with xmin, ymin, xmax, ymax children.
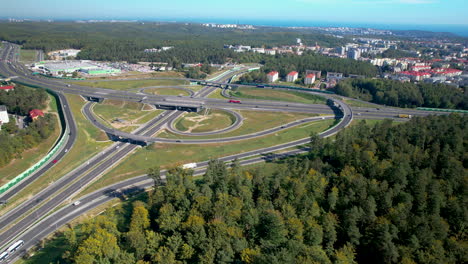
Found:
<box><xmin>19</xmin><ymin>49</ymin><xmax>37</xmax><ymax>63</ymax></box>
<box><xmin>93</xmin><ymin>99</ymin><xmax>163</xmax><ymax>132</ymax></box>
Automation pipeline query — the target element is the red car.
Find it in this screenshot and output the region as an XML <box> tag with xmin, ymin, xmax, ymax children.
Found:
<box><xmin>52</xmin><ymin>159</ymin><xmax>58</xmax><ymax>164</ymax></box>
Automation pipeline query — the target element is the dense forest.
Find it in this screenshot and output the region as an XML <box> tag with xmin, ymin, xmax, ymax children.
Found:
<box><xmin>0</xmin><ymin>85</ymin><xmax>49</xmax><ymax>115</ymax></box>
<box><xmin>238</xmin><ymin>52</ymin><xmax>379</xmax><ymax>82</ymax></box>
<box><xmin>46</xmin><ymin>114</ymin><xmax>467</xmax><ymax>264</ymax></box>
<box><xmin>0</xmin><ymin>22</ymin><xmax>347</xmax><ymax>64</ymax></box>
<box><xmin>334</xmin><ymin>78</ymin><xmax>468</xmax><ymax>109</ymax></box>
<box><xmin>0</xmin><ymin>85</ymin><xmax>56</xmax><ymax>167</ymax></box>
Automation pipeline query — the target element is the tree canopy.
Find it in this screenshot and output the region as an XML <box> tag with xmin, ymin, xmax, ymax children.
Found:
<box><xmin>334</xmin><ymin>78</ymin><xmax>468</xmax><ymax>109</ymax></box>
<box><xmin>51</xmin><ymin>114</ymin><xmax>467</xmax><ymax>264</ymax></box>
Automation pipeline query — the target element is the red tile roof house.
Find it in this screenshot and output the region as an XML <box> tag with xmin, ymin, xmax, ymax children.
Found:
<box><xmin>0</xmin><ymin>85</ymin><xmax>15</xmax><ymax>92</ymax></box>
<box><xmin>286</xmin><ymin>71</ymin><xmax>299</xmax><ymax>82</ymax></box>
<box><xmin>304</xmin><ymin>73</ymin><xmax>316</xmax><ymax>85</ymax></box>
<box><xmin>267</xmin><ymin>71</ymin><xmax>279</xmax><ymax>83</ymax></box>
<box><xmin>29</xmin><ymin>109</ymin><xmax>44</xmax><ymax>121</ymax></box>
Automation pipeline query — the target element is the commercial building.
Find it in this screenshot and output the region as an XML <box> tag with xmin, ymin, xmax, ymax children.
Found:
<box><xmin>304</xmin><ymin>73</ymin><xmax>316</xmax><ymax>85</ymax></box>
<box><xmin>267</xmin><ymin>71</ymin><xmax>279</xmax><ymax>83</ymax></box>
<box><xmin>286</xmin><ymin>71</ymin><xmax>298</xmax><ymax>82</ymax></box>
<box><xmin>33</xmin><ymin>60</ymin><xmax>120</xmax><ymax>76</ymax></box>
<box><xmin>0</xmin><ymin>105</ymin><xmax>9</xmax><ymax>130</ymax></box>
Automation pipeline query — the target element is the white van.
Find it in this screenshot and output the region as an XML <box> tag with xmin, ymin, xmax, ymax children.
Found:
<box><xmin>7</xmin><ymin>240</ymin><xmax>24</xmax><ymax>253</ymax></box>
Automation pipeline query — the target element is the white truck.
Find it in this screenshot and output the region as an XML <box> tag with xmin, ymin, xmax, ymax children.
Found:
<box><xmin>182</xmin><ymin>163</ymin><xmax>197</xmax><ymax>169</ymax></box>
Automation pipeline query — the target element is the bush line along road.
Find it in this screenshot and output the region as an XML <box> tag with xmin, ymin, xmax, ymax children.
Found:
<box><xmin>0</xmin><ymin>42</ymin><xmax>448</xmax><ymax>262</ymax></box>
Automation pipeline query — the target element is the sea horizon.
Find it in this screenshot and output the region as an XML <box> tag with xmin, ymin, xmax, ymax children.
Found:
<box><xmin>2</xmin><ymin>16</ymin><xmax>468</xmax><ymax>37</ymax></box>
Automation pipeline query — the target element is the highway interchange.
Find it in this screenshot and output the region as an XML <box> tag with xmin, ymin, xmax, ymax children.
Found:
<box><xmin>0</xmin><ymin>42</ymin><xmax>448</xmax><ymax>263</ymax></box>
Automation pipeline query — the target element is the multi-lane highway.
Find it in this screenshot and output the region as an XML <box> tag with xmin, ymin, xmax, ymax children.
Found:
<box><xmin>0</xmin><ymin>41</ymin><xmax>448</xmax><ymax>262</ymax></box>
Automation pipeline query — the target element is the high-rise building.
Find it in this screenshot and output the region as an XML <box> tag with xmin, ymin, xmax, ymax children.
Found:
<box><xmin>347</xmin><ymin>48</ymin><xmax>361</xmax><ymax>60</ymax></box>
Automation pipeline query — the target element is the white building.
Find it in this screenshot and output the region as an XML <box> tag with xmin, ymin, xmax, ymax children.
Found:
<box><xmin>265</xmin><ymin>49</ymin><xmax>276</xmax><ymax>55</ymax></box>
<box><xmin>0</xmin><ymin>105</ymin><xmax>9</xmax><ymax>130</ymax></box>
<box><xmin>304</xmin><ymin>73</ymin><xmax>316</xmax><ymax>85</ymax></box>
<box><xmin>286</xmin><ymin>71</ymin><xmax>298</xmax><ymax>82</ymax></box>
<box><xmin>267</xmin><ymin>71</ymin><xmax>279</xmax><ymax>83</ymax></box>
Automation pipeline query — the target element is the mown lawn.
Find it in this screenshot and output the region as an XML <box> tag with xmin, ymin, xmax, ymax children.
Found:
<box><xmin>68</xmin><ymin>79</ymin><xmax>189</xmax><ymax>90</ymax></box>
<box><xmin>230</xmin><ymin>87</ymin><xmax>326</xmax><ymax>104</ymax></box>
<box><xmin>19</xmin><ymin>49</ymin><xmax>37</xmax><ymax>62</ymax></box>
<box><xmin>174</xmin><ymin>109</ymin><xmax>235</xmax><ymax>133</ymax></box>
<box><xmin>143</xmin><ymin>87</ymin><xmax>191</xmax><ymax>96</ymax></box>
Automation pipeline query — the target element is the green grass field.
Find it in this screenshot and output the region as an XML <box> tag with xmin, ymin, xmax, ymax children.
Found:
<box><xmin>207</xmin><ymin>89</ymin><xmax>227</xmax><ymax>100</ymax></box>
<box><xmin>230</xmin><ymin>87</ymin><xmax>326</xmax><ymax>104</ymax></box>
<box><xmin>143</xmin><ymin>87</ymin><xmax>191</xmax><ymax>96</ymax></box>
<box><xmin>93</xmin><ymin>99</ymin><xmax>162</xmax><ymax>131</ymax></box>
<box><xmin>19</xmin><ymin>49</ymin><xmax>37</xmax><ymax>63</ymax></box>
<box><xmin>68</xmin><ymin>79</ymin><xmax>189</xmax><ymax>91</ymax></box>
<box><xmin>158</xmin><ymin>110</ymin><xmax>318</xmax><ymax>140</ymax></box>
<box><xmin>0</xmin><ymin>94</ymin><xmax>61</xmax><ymax>185</ymax></box>
<box><xmin>174</xmin><ymin>109</ymin><xmax>235</xmax><ymax>133</ymax></box>
<box><xmin>81</xmin><ymin>118</ymin><xmax>335</xmax><ymax>195</ymax></box>
<box><xmin>0</xmin><ymin>94</ymin><xmax>112</xmax><ymax>213</ymax></box>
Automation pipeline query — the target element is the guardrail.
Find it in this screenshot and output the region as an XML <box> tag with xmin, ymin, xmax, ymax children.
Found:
<box><xmin>0</xmin><ymin>127</ymin><xmax>68</xmax><ymax>195</ymax></box>
<box><xmin>416</xmin><ymin>107</ymin><xmax>468</xmax><ymax>114</ymax></box>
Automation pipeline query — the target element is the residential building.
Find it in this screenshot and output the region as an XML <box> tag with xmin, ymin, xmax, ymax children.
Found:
<box><xmin>265</xmin><ymin>49</ymin><xmax>276</xmax><ymax>55</ymax></box>
<box><xmin>0</xmin><ymin>85</ymin><xmax>15</xmax><ymax>92</ymax></box>
<box><xmin>29</xmin><ymin>109</ymin><xmax>44</xmax><ymax>121</ymax></box>
<box><xmin>286</xmin><ymin>71</ymin><xmax>298</xmax><ymax>82</ymax></box>
<box><xmin>347</xmin><ymin>48</ymin><xmax>361</xmax><ymax>60</ymax></box>
<box><xmin>0</xmin><ymin>105</ymin><xmax>9</xmax><ymax>130</ymax></box>
<box><xmin>267</xmin><ymin>71</ymin><xmax>279</xmax><ymax>83</ymax></box>
<box><xmin>304</xmin><ymin>73</ymin><xmax>316</xmax><ymax>85</ymax></box>
<box><xmin>411</xmin><ymin>65</ymin><xmax>432</xmax><ymax>71</ymax></box>
<box><xmin>306</xmin><ymin>70</ymin><xmax>322</xmax><ymax>79</ymax></box>
<box><xmin>400</xmin><ymin>71</ymin><xmax>431</xmax><ymax>81</ymax></box>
